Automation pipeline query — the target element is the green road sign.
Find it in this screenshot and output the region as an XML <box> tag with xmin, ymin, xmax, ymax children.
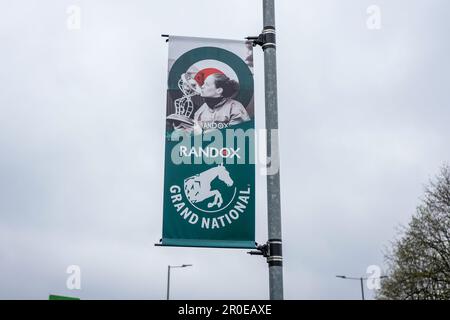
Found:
<box><xmin>49</xmin><ymin>294</ymin><xmax>80</xmax><ymax>300</ymax></box>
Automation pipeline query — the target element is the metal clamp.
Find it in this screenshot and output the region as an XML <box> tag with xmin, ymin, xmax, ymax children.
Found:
<box><xmin>248</xmin><ymin>242</ymin><xmax>269</xmax><ymax>257</ymax></box>
<box><xmin>246</xmin><ymin>26</ymin><xmax>276</xmax><ymax>51</ymax></box>
<box><xmin>248</xmin><ymin>239</ymin><xmax>283</xmax><ymax>267</ymax></box>
<box><xmin>267</xmin><ymin>239</ymin><xmax>283</xmax><ymax>267</ymax></box>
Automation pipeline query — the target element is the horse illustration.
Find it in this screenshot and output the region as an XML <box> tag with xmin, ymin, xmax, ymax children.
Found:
<box><xmin>184</xmin><ymin>164</ymin><xmax>234</xmax><ymax>209</ymax></box>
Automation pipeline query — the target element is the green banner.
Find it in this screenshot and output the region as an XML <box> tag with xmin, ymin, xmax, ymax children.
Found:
<box><xmin>161</xmin><ymin>36</ymin><xmax>256</xmax><ymax>249</ymax></box>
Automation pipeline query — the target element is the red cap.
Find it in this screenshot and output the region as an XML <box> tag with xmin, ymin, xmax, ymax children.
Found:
<box><xmin>194</xmin><ymin>68</ymin><xmax>224</xmax><ymax>86</ymax></box>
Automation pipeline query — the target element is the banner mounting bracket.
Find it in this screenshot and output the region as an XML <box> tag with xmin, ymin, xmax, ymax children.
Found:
<box><xmin>245</xmin><ymin>26</ymin><xmax>276</xmax><ymax>51</ymax></box>
<box><xmin>161</xmin><ymin>34</ymin><xmax>169</xmax><ymax>42</ymax></box>
<box><xmin>247</xmin><ymin>242</ymin><xmax>269</xmax><ymax>257</ymax></box>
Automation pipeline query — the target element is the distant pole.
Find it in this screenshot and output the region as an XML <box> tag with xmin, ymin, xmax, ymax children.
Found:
<box><xmin>166</xmin><ymin>264</ymin><xmax>192</xmax><ymax>300</ymax></box>
<box><xmin>166</xmin><ymin>265</ymin><xmax>171</xmax><ymax>300</ymax></box>
<box><xmin>336</xmin><ymin>275</ymin><xmax>387</xmax><ymax>300</ymax></box>
<box><xmin>263</xmin><ymin>0</ymin><xmax>283</xmax><ymax>300</ymax></box>
<box><xmin>360</xmin><ymin>277</ymin><xmax>365</xmax><ymax>300</ymax></box>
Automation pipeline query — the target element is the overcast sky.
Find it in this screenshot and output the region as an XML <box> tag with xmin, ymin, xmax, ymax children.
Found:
<box><xmin>1</xmin><ymin>0</ymin><xmax>449</xmax><ymax>300</ymax></box>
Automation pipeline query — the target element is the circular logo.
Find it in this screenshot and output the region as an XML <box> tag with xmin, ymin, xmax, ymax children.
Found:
<box><xmin>168</xmin><ymin>47</ymin><xmax>254</xmax><ymax>109</ymax></box>
<box><xmin>183</xmin><ymin>165</ymin><xmax>237</xmax><ymax>214</ymax></box>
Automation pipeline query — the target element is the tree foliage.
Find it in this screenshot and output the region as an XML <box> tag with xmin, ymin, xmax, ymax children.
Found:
<box><xmin>378</xmin><ymin>165</ymin><xmax>450</xmax><ymax>300</ymax></box>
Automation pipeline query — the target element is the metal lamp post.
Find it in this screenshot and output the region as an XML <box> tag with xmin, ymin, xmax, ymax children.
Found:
<box><xmin>246</xmin><ymin>0</ymin><xmax>283</xmax><ymax>300</ymax></box>
<box><xmin>167</xmin><ymin>264</ymin><xmax>192</xmax><ymax>300</ymax></box>
<box><xmin>336</xmin><ymin>275</ymin><xmax>388</xmax><ymax>300</ymax></box>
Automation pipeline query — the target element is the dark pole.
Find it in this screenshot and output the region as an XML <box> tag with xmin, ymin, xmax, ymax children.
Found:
<box><xmin>166</xmin><ymin>265</ymin><xmax>192</xmax><ymax>300</ymax></box>
<box><xmin>360</xmin><ymin>277</ymin><xmax>365</xmax><ymax>300</ymax></box>
<box><xmin>263</xmin><ymin>0</ymin><xmax>283</xmax><ymax>300</ymax></box>
<box><xmin>166</xmin><ymin>265</ymin><xmax>171</xmax><ymax>300</ymax></box>
<box><xmin>337</xmin><ymin>275</ymin><xmax>387</xmax><ymax>300</ymax></box>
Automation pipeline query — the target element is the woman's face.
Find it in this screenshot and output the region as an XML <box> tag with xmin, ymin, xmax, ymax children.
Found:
<box><xmin>201</xmin><ymin>75</ymin><xmax>223</xmax><ymax>98</ymax></box>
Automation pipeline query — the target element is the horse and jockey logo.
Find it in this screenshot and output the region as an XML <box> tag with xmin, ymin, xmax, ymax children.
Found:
<box><xmin>184</xmin><ymin>164</ymin><xmax>236</xmax><ymax>211</ymax></box>
<box><xmin>168</xmin><ymin>164</ymin><xmax>252</xmax><ymax>229</ymax></box>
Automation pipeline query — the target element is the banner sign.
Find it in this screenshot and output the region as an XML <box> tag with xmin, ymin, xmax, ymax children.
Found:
<box><xmin>161</xmin><ymin>36</ymin><xmax>256</xmax><ymax>249</ymax></box>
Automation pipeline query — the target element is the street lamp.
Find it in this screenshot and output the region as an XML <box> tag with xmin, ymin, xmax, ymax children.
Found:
<box><xmin>167</xmin><ymin>264</ymin><xmax>193</xmax><ymax>300</ymax></box>
<box><xmin>336</xmin><ymin>275</ymin><xmax>387</xmax><ymax>300</ymax></box>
